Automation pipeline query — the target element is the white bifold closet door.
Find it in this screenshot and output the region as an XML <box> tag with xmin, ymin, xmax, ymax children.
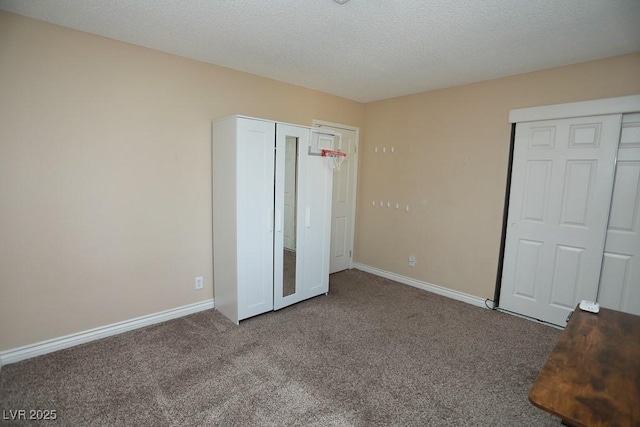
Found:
<box><xmin>500</xmin><ymin>114</ymin><xmax>621</xmax><ymax>326</ymax></box>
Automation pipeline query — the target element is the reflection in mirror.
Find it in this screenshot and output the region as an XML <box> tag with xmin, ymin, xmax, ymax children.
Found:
<box><xmin>283</xmin><ymin>136</ymin><xmax>298</xmax><ymax>297</ymax></box>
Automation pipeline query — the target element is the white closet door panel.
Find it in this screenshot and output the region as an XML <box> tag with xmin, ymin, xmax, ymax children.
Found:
<box><xmin>599</xmin><ymin>113</ymin><xmax>640</xmax><ymax>315</ymax></box>
<box><xmin>521</xmin><ymin>160</ymin><xmax>552</xmax><ymax>222</ymax></box>
<box><xmin>512</xmin><ymin>239</ymin><xmax>543</xmax><ymax>299</ymax></box>
<box><xmin>236</xmin><ymin>118</ymin><xmax>275</xmax><ymax>320</ymax></box>
<box><xmin>302</xmin><ymin>152</ymin><xmax>333</xmax><ymax>298</ymax></box>
<box><xmin>549</xmin><ymin>245</ymin><xmax>584</xmax><ymax>308</ymax></box>
<box><xmin>500</xmin><ymin>114</ymin><xmax>621</xmax><ymax>326</ymax></box>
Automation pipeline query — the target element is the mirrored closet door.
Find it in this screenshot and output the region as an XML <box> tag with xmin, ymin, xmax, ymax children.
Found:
<box><xmin>274</xmin><ymin>124</ymin><xmax>308</xmax><ymax>310</ymax></box>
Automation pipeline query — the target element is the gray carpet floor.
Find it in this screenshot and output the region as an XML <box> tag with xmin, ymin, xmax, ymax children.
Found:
<box><xmin>0</xmin><ymin>269</ymin><xmax>561</xmax><ymax>426</ymax></box>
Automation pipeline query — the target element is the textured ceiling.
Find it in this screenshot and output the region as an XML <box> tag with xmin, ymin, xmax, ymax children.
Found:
<box><xmin>1</xmin><ymin>0</ymin><xmax>639</xmax><ymax>103</ymax></box>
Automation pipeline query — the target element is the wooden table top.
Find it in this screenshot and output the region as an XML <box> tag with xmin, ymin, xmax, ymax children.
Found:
<box><xmin>528</xmin><ymin>305</ymin><xmax>640</xmax><ymax>427</ymax></box>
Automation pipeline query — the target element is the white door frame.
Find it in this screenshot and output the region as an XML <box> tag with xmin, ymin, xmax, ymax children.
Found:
<box><xmin>509</xmin><ymin>95</ymin><xmax>640</xmax><ymax>123</ymax></box>
<box><xmin>312</xmin><ymin>119</ymin><xmax>359</xmax><ymax>271</ymax></box>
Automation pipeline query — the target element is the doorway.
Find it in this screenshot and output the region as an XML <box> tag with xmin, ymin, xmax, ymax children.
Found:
<box><xmin>312</xmin><ymin>120</ymin><xmax>359</xmax><ymax>274</ymax></box>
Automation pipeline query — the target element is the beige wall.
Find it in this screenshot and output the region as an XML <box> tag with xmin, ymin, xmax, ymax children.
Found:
<box><xmin>358</xmin><ymin>53</ymin><xmax>640</xmax><ymax>300</ymax></box>
<box><xmin>0</xmin><ymin>12</ymin><xmax>363</xmax><ymax>351</ymax></box>
<box><xmin>2</xmin><ymin>10</ymin><xmax>639</xmax><ymax>353</ymax></box>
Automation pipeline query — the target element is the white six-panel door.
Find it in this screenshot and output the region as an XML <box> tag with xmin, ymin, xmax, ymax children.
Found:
<box><xmin>500</xmin><ymin>114</ymin><xmax>621</xmax><ymax>326</ymax></box>
<box><xmin>312</xmin><ymin>125</ymin><xmax>358</xmax><ymax>274</ymax></box>
<box><xmin>330</xmin><ymin>127</ymin><xmax>357</xmax><ymax>273</ymax></box>
<box><xmin>598</xmin><ymin>113</ymin><xmax>640</xmax><ymax>315</ymax></box>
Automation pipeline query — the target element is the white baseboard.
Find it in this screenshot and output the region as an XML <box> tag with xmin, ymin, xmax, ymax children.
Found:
<box><xmin>352</xmin><ymin>263</ymin><xmax>488</xmax><ymax>309</ymax></box>
<box><xmin>0</xmin><ymin>299</ymin><xmax>214</xmax><ymax>366</ymax></box>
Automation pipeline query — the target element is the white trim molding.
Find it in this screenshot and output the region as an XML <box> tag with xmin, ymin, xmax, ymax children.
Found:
<box><xmin>352</xmin><ymin>263</ymin><xmax>487</xmax><ymax>309</ymax></box>
<box><xmin>0</xmin><ymin>299</ymin><xmax>214</xmax><ymax>366</ymax></box>
<box><xmin>509</xmin><ymin>94</ymin><xmax>640</xmax><ymax>123</ymax></box>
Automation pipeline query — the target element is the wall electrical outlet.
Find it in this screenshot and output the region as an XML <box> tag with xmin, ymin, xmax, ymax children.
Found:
<box><xmin>408</xmin><ymin>256</ymin><xmax>416</xmax><ymax>267</ymax></box>
<box><xmin>195</xmin><ymin>276</ymin><xmax>204</xmax><ymax>290</ymax></box>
